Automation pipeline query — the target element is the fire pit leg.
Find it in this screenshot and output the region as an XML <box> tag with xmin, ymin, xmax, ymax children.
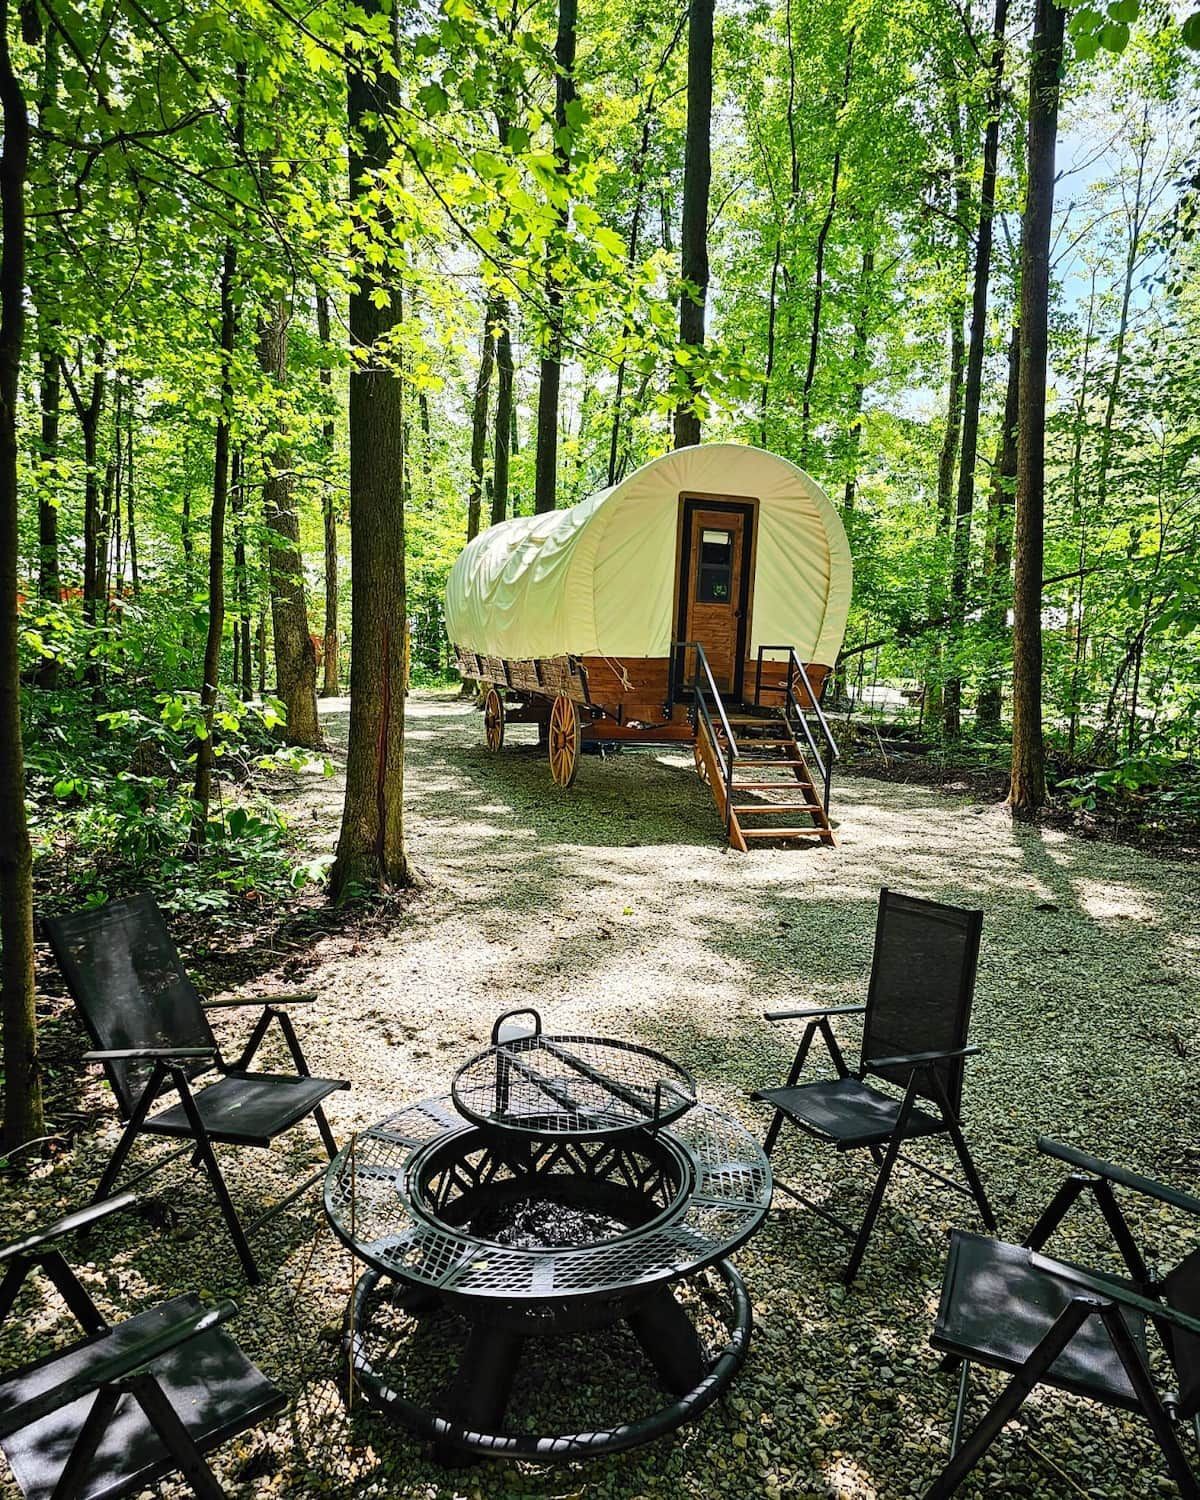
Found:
<box><xmin>626</xmin><ymin>1285</ymin><xmax>707</xmax><ymax>1396</ymax></box>
<box><xmin>435</xmin><ymin>1322</ymin><xmax>526</xmax><ymax>1466</ymax></box>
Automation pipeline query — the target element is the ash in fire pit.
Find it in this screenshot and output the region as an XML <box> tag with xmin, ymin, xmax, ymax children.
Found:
<box><xmin>469</xmin><ymin>1194</ymin><xmax>632</xmax><ymax>1249</ymax></box>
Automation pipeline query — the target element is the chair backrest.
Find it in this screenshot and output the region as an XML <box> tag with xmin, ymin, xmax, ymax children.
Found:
<box><xmin>42</xmin><ymin>894</ymin><xmax>218</xmax><ymax>1117</ymax></box>
<box><xmin>859</xmin><ymin>888</ymin><xmax>983</xmax><ymax>1117</ymax></box>
<box><xmin>1164</xmin><ymin>1247</ymin><xmax>1200</xmax><ymax>1419</ymax></box>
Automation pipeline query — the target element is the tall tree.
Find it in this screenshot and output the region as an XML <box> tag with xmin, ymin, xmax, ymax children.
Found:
<box><xmin>62</xmin><ymin>344</ymin><xmax>105</xmax><ymax>680</ymax></box>
<box><xmin>190</xmin><ymin>231</ymin><xmax>239</xmax><ymax>846</ymax></box>
<box><xmin>944</xmin><ymin>0</ymin><xmax>1010</xmax><ymax>737</ymax></box>
<box><xmin>533</xmin><ymin>0</ymin><xmax>577</xmax><ymax>513</ymax></box>
<box><xmin>976</xmin><ymin>320</ymin><xmax>1019</xmax><ymax>735</ymax></box>
<box><xmin>467</xmin><ymin>295</ymin><xmax>497</xmax><ymax>541</ymax></box>
<box><xmin>1009</xmin><ymin>0</ymin><xmax>1065</xmax><ymax>817</ymax></box>
<box><xmin>491</xmin><ymin>304</ymin><xmax>514</xmax><ymax>523</ymax></box>
<box><xmin>799</xmin><ymin>31</ymin><xmax>854</xmax><ymax>466</ymax></box>
<box><xmin>260</xmin><ymin>297</ymin><xmax>321</xmax><ymax>745</ymax></box>
<box><xmin>331</xmin><ymin>21</ymin><xmax>409</xmax><ymax>897</ymax></box>
<box><xmin>673</xmin><ymin>0</ymin><xmax>714</xmax><ymax>448</ymax></box>
<box><xmin>31</xmin><ymin>22</ymin><xmax>58</xmax><ymax>688</ymax></box>
<box><xmin>317</xmin><ymin>289</ymin><xmax>339</xmax><ymax>696</ymax></box>
<box><xmin>1</xmin><ymin>0</ymin><xmax>44</xmax><ymax>1152</ymax></box>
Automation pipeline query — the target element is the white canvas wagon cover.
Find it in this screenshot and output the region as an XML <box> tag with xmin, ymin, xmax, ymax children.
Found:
<box><xmin>445</xmin><ymin>442</ymin><xmax>853</xmax><ymax>667</ymax></box>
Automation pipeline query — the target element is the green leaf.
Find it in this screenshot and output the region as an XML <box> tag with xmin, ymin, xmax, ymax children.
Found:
<box><xmin>1074</xmin><ymin>30</ymin><xmax>1100</xmax><ymax>56</ymax></box>
<box><xmin>416</xmin><ymin>82</ymin><xmax>449</xmax><ymax>117</ymax></box>
<box><xmin>1097</xmin><ymin>20</ymin><xmax>1130</xmax><ymax>48</ymax></box>
<box><xmin>1106</xmin><ymin>0</ymin><xmax>1138</xmax><ymax>21</ymax></box>
<box><xmin>1182</xmin><ymin>10</ymin><xmax>1200</xmax><ymax>46</ymax></box>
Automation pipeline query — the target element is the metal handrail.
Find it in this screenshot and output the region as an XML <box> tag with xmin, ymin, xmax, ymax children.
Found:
<box><xmin>673</xmin><ymin>640</ymin><xmax>738</xmax><ymax>830</ymax></box>
<box><xmin>754</xmin><ymin>645</ymin><xmax>839</xmax><ymax>814</ymax></box>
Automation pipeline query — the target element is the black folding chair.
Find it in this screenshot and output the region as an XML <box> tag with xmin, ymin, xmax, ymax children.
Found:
<box><xmin>42</xmin><ymin>893</ymin><xmax>349</xmax><ymax>1285</ymax></box>
<box><xmin>0</xmin><ymin>1191</ymin><xmax>285</xmax><ymax>1499</ymax></box>
<box><xmin>924</xmin><ymin>1137</ymin><xmax>1200</xmax><ymax>1498</ymax></box>
<box><xmin>752</xmin><ymin>888</ymin><xmax>995</xmax><ymax>1283</ymax></box>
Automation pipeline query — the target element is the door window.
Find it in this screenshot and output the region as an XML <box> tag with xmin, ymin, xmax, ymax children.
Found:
<box><xmin>697</xmin><ymin>529</ymin><xmax>734</xmax><ymax>604</ymax></box>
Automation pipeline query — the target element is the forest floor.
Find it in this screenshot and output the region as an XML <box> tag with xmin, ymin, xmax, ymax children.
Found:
<box><xmin>5</xmin><ymin>688</ymin><xmax>1200</xmax><ymax>1499</ymax></box>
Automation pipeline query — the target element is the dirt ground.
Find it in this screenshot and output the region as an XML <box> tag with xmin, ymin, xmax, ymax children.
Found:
<box><xmin>4</xmin><ymin>688</ymin><xmax>1199</xmax><ymax>1499</ymax></box>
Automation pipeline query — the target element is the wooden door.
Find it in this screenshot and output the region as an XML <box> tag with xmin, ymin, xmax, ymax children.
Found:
<box><xmin>678</xmin><ymin>501</ymin><xmax>752</xmax><ymax>696</ymax></box>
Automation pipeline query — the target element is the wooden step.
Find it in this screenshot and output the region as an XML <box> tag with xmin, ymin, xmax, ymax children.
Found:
<box><xmin>732</xmin><ymin>756</ymin><xmax>807</xmax><ymax>766</ymax></box>
<box><xmin>741</xmin><ymin>827</ymin><xmax>830</xmax><ymax>839</ymax></box>
<box><xmin>731</xmin><ymin>780</ymin><xmax>809</xmax><ymax>790</ymax></box>
<box><xmin>721</xmin><ymin>738</ymin><xmax>796</xmax><ymax>748</ymax></box>
<box><xmin>732</xmin><ymin>803</ymin><xmax>822</xmax><ymax>815</ymax></box>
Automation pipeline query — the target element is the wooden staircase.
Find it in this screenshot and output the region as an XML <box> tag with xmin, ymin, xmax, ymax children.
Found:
<box><xmin>695</xmin><ymin>708</ymin><xmax>837</xmax><ymax>852</ymax></box>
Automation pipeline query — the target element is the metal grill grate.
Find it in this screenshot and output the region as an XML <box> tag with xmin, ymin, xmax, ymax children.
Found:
<box><xmin>451</xmin><ymin>1034</ymin><xmax>697</xmax><ymax>1138</ymax></box>
<box><xmin>323</xmin><ymin>1097</ymin><xmax>771</xmax><ymax>1305</ymax></box>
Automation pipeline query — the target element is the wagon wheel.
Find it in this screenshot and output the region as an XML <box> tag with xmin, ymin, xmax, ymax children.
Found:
<box><xmin>548</xmin><ymin>695</ymin><xmax>581</xmax><ymax>788</ymax></box>
<box><xmin>483</xmin><ymin>688</ymin><xmax>505</xmax><ymax>751</ymax></box>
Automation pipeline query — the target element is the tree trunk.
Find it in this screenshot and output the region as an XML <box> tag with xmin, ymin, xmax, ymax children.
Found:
<box><xmin>315</xmin><ymin>289</ymin><xmax>339</xmax><ymax>696</ymax></box>
<box><xmin>944</xmin><ymin>0</ymin><xmax>1010</xmax><ymax>737</ymax></box>
<box><xmin>259</xmin><ymin>300</ymin><xmax>320</xmax><ymax>744</ymax></box>
<box><xmin>1009</xmin><ymin>0</ymin><xmax>1064</xmax><ymax>818</ymax></box>
<box><xmin>190</xmin><ymin>225</ymin><xmax>238</xmax><ymax>848</ymax></box>
<box><xmin>33</xmin><ymin>340</ymin><xmax>58</xmax><ymax>687</ymax></box>
<box><xmin>0</xmin><ymin>0</ymin><xmax>42</xmax><ymax>1154</ymax></box>
<box><xmin>31</xmin><ymin>24</ymin><xmax>58</xmax><ymax>688</ymax></box>
<box><xmin>673</xmin><ymin>0</ymin><xmax>714</xmax><ymax>449</ymax></box>
<box><xmin>606</xmin><ymin>8</ymin><xmax>688</xmax><ymax>480</ymax></box>
<box><xmin>467</xmin><ymin>295</ymin><xmax>498</xmax><ymax>541</ymax></box>
<box><xmin>760</xmin><ymin>0</ymin><xmax>800</xmax><ymax>447</ymax></box>
<box><xmin>800</xmin><ymin>32</ymin><xmax>854</xmax><ymax>467</ymax></box>
<box><xmin>1066</xmin><ymin>276</ymin><xmax>1097</xmax><ymax>753</ymax></box>
<box><xmin>124</xmin><ymin>375</ymin><xmax>138</xmax><ymax>598</ymax></box>
<box><xmin>928</xmin><ymin>90</ymin><xmax>969</xmax><ymax>730</ymax></box>
<box><xmin>331</xmin><ymin>10</ymin><xmax>409</xmax><ymax>897</ymax></box>
<box><xmin>975</xmin><ymin>320</ymin><xmax>1019</xmax><ymax>736</ymax></box>
<box><xmin>492</xmin><ymin>302</ymin><xmax>513</xmax><ymax>525</ymax></box>
<box><xmin>64</xmin><ymin>346</ymin><xmax>105</xmax><ymax>681</ymax></box>
<box><xmin>533</xmin><ymin>0</ymin><xmax>577</xmax><ymax>514</ymax></box>
<box><xmin>842</xmin><ymin>242</ymin><xmax>874</xmax><ymax>512</ymax></box>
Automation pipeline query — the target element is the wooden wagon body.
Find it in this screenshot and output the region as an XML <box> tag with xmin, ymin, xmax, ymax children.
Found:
<box><xmin>446</xmin><ymin>443</ymin><xmax>852</xmax><ymax>847</ymax></box>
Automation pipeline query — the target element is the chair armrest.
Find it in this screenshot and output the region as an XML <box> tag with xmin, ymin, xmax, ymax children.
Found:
<box><xmin>865</xmin><ymin>1044</ymin><xmax>981</xmax><ymax>1071</ymax></box>
<box><xmin>1037</xmin><ymin>1138</ymin><xmax>1200</xmax><ymax>1217</ymax></box>
<box><xmin>0</xmin><ymin>1191</ymin><xmax>139</xmax><ymax>1265</ymax></box>
<box><xmin>763</xmin><ymin>1005</ymin><xmax>867</xmax><ymax>1022</ymax></box>
<box><xmin>0</xmin><ymin>1298</ymin><xmax>239</xmax><ymax>1441</ymax></box>
<box><xmin>1030</xmin><ymin>1252</ymin><xmax>1200</xmax><ymax>1340</ymax></box>
<box><xmin>83</xmin><ymin>1047</ymin><xmax>217</xmax><ymax>1063</ymax></box>
<box><xmin>204</xmin><ymin>992</ymin><xmax>317</xmax><ymax>1010</ymax></box>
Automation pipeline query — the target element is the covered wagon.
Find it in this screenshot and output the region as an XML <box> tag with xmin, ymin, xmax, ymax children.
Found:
<box><xmin>446</xmin><ymin>443</ymin><xmax>852</xmax><ymax>849</ymax></box>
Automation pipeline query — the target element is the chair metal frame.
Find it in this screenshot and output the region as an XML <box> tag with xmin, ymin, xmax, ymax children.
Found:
<box><xmin>42</xmin><ymin>895</ymin><xmax>349</xmax><ymax>1285</ymax></box>
<box><xmin>754</xmin><ymin>888</ymin><xmax>995</xmax><ymax>1283</ymax></box>
<box><xmin>0</xmin><ymin>1192</ymin><xmax>284</xmax><ymax>1500</ymax></box>
<box><xmin>925</xmin><ymin>1136</ymin><xmax>1200</xmax><ymax>1499</ymax></box>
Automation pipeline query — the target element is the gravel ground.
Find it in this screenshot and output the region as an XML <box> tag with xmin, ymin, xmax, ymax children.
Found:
<box><xmin>3</xmin><ymin>688</ymin><xmax>1199</xmax><ymax>1500</ymax></box>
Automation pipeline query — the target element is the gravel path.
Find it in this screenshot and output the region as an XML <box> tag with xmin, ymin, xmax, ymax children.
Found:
<box><xmin>4</xmin><ymin>688</ymin><xmax>1199</xmax><ymax>1499</ymax></box>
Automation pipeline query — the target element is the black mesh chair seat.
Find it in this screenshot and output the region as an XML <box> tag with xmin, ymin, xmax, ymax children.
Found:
<box><xmin>752</xmin><ymin>888</ymin><xmax>994</xmax><ymax>1283</ymax></box>
<box><xmin>143</xmin><ymin>1072</ymin><xmax>347</xmax><ymax>1147</ymax></box>
<box><xmin>41</xmin><ymin>892</ymin><xmax>348</xmax><ymax>1283</ymax></box>
<box><xmin>0</xmin><ymin>1294</ymin><xmax>283</xmax><ymax>1500</ymax></box>
<box><xmin>933</xmin><ymin>1231</ymin><xmax>1147</xmax><ymax>1410</ymax></box>
<box><xmin>754</xmin><ymin>1078</ymin><xmax>947</xmax><ymax>1148</ymax></box>
<box><xmin>922</xmin><ymin>1141</ymin><xmax>1200</xmax><ymax>1499</ymax></box>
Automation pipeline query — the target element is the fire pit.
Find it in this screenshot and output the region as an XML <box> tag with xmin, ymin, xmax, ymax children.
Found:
<box><xmin>323</xmin><ymin>1013</ymin><xmax>771</xmax><ymax>1462</ymax></box>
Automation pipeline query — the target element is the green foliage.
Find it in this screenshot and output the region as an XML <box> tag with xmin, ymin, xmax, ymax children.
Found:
<box><xmin>24</xmin><ymin>685</ymin><xmax>331</xmax><ymax>914</ymax></box>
